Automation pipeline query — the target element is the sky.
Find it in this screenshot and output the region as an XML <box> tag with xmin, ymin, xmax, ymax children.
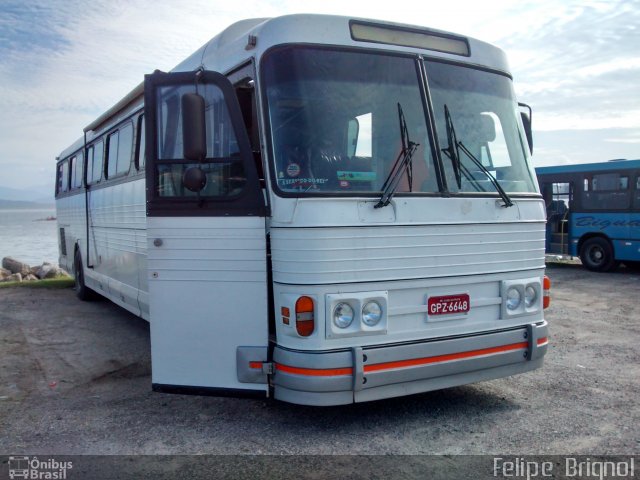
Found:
<box><xmin>0</xmin><ymin>0</ymin><xmax>638</xmax><ymax>193</ymax></box>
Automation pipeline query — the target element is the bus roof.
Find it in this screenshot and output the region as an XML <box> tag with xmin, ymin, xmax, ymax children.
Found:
<box><xmin>174</xmin><ymin>14</ymin><xmax>511</xmax><ymax>75</ymax></box>
<box><xmin>535</xmin><ymin>159</ymin><xmax>640</xmax><ymax>176</ymax></box>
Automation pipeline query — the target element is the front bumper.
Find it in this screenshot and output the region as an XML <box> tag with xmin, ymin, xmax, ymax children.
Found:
<box><xmin>273</xmin><ymin>321</ymin><xmax>548</xmax><ymax>405</ymax></box>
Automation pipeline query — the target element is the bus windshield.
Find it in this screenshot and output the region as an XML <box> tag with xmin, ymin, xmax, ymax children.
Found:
<box><xmin>426</xmin><ymin>61</ymin><xmax>537</xmax><ymax>193</ymax></box>
<box><xmin>263</xmin><ymin>46</ymin><xmax>536</xmax><ymax>196</ymax></box>
<box><xmin>263</xmin><ymin>47</ymin><xmax>437</xmax><ymax>194</ymax></box>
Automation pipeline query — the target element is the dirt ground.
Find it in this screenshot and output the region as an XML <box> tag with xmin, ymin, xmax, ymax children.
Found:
<box><xmin>0</xmin><ymin>262</ymin><xmax>638</xmax><ymax>466</ymax></box>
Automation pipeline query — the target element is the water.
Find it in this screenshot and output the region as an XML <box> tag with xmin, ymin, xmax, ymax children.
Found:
<box><xmin>0</xmin><ymin>208</ymin><xmax>59</xmax><ymax>267</ymax></box>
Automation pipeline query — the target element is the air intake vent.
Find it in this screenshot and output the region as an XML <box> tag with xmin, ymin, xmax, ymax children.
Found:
<box><xmin>59</xmin><ymin>228</ymin><xmax>67</xmax><ymax>256</ymax></box>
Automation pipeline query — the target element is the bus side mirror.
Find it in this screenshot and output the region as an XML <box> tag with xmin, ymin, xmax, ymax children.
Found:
<box><xmin>518</xmin><ymin>103</ymin><xmax>533</xmax><ymax>155</ymax></box>
<box><xmin>183</xmin><ymin>166</ymin><xmax>207</xmax><ymax>193</ymax></box>
<box><xmin>182</xmin><ymin>93</ymin><xmax>206</xmax><ymax>161</ymax></box>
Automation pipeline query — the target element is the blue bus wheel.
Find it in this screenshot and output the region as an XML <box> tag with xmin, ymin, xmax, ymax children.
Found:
<box><xmin>579</xmin><ymin>237</ymin><xmax>619</xmax><ymax>273</ymax></box>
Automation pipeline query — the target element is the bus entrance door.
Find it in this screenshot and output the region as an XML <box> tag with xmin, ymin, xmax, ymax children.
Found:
<box><xmin>144</xmin><ymin>70</ymin><xmax>269</xmax><ymax>397</ymax></box>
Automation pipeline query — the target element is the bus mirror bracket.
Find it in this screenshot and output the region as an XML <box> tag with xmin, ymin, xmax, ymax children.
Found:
<box><xmin>182</xmin><ymin>93</ymin><xmax>207</xmax><ymax>161</ymax></box>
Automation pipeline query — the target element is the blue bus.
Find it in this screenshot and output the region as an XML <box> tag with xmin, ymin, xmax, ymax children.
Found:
<box><xmin>536</xmin><ymin>160</ymin><xmax>640</xmax><ymax>272</ymax></box>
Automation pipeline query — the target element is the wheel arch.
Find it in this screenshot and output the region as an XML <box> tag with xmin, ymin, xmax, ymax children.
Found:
<box><xmin>73</xmin><ymin>242</ymin><xmax>83</xmax><ymax>269</ymax></box>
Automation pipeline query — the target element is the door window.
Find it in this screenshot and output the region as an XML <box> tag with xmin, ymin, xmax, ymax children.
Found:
<box><xmin>155</xmin><ymin>83</ymin><xmax>246</xmax><ymax>198</ymax></box>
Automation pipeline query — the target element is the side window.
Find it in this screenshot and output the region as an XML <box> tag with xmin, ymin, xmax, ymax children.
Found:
<box><xmin>69</xmin><ymin>156</ymin><xmax>77</xmax><ymax>189</ymax></box>
<box><xmin>633</xmin><ymin>176</ymin><xmax>640</xmax><ymax>209</ymax></box>
<box><xmin>88</xmin><ymin>141</ymin><xmax>104</xmax><ymax>184</ymax></box>
<box><xmin>106</xmin><ymin>131</ymin><xmax>119</xmax><ymax>179</ymax></box>
<box><xmin>593</xmin><ymin>173</ymin><xmax>628</xmax><ymax>191</ymax></box>
<box><xmin>56</xmin><ymin>162</ymin><xmax>64</xmax><ymax>195</ymax></box>
<box><xmin>117</xmin><ymin>123</ymin><xmax>133</xmax><ymax>175</ymax></box>
<box><xmin>86</xmin><ymin>146</ymin><xmax>94</xmax><ymax>184</ymax></box>
<box><xmin>136</xmin><ymin>115</ymin><xmax>146</xmax><ymax>170</ymax></box>
<box><xmin>70</xmin><ymin>153</ymin><xmax>84</xmax><ymax>189</ymax></box>
<box><xmin>56</xmin><ymin>160</ymin><xmax>69</xmax><ymax>194</ymax></box>
<box><xmin>583</xmin><ymin>172</ymin><xmax>630</xmax><ymax>210</ymax></box>
<box><xmin>106</xmin><ymin>124</ymin><xmax>133</xmax><ymax>179</ymax></box>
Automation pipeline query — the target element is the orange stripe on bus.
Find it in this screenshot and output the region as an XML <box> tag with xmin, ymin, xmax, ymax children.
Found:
<box><xmin>275</xmin><ymin>340</ymin><xmax>536</xmax><ymax>377</ymax></box>
<box><xmin>363</xmin><ymin>341</ymin><xmax>529</xmax><ymax>373</ymax></box>
<box><xmin>537</xmin><ymin>337</ymin><xmax>548</xmax><ymax>346</ymax></box>
<box><xmin>249</xmin><ymin>362</ymin><xmax>263</xmax><ymax>370</ymax></box>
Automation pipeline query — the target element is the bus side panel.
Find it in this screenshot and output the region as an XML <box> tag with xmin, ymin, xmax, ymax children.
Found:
<box><xmin>87</xmin><ymin>179</ymin><xmax>144</xmax><ymax>315</ymax></box>
<box><xmin>571</xmin><ymin>211</ymin><xmax>638</xmax><ymax>261</ymax></box>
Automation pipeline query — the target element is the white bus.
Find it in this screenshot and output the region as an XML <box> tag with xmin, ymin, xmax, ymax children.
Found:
<box><xmin>55</xmin><ymin>14</ymin><xmax>550</xmax><ymax>405</ymax></box>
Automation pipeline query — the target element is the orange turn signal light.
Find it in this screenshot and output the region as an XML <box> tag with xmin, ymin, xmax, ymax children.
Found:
<box><xmin>543</xmin><ymin>275</ymin><xmax>551</xmax><ymax>309</ymax></box>
<box><xmin>295</xmin><ymin>296</ymin><xmax>315</xmax><ymax>337</ymax></box>
<box><xmin>281</xmin><ymin>306</ymin><xmax>290</xmax><ymax>325</ymax></box>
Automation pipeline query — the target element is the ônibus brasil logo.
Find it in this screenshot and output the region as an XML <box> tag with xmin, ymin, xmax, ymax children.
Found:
<box><xmin>8</xmin><ymin>456</ymin><xmax>73</xmax><ymax>479</ymax></box>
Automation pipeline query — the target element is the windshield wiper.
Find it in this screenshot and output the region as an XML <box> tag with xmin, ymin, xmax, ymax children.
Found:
<box><xmin>441</xmin><ymin>105</ymin><xmax>462</xmax><ymax>190</ymax></box>
<box><xmin>375</xmin><ymin>103</ymin><xmax>419</xmax><ymax>209</ymax></box>
<box><xmin>440</xmin><ymin>105</ymin><xmax>514</xmax><ymax>208</ymax></box>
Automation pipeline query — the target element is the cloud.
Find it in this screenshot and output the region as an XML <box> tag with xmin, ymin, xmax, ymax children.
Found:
<box><xmin>0</xmin><ymin>0</ymin><xmax>638</xmax><ymax>187</ymax></box>
<box><xmin>500</xmin><ymin>0</ymin><xmax>640</xmax><ymax>133</ymax></box>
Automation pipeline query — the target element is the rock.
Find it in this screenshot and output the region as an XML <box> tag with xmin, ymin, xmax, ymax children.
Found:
<box><xmin>8</xmin><ymin>273</ymin><xmax>22</xmax><ymax>282</ymax></box>
<box><xmin>32</xmin><ymin>263</ymin><xmax>70</xmax><ymax>279</ymax></box>
<box><xmin>1</xmin><ymin>259</ymin><xmax>69</xmax><ymax>282</ymax></box>
<box><xmin>43</xmin><ymin>268</ymin><xmax>59</xmax><ymax>279</ymax></box>
<box><xmin>36</xmin><ymin>263</ymin><xmax>56</xmax><ymax>279</ymax></box>
<box><xmin>2</xmin><ymin>257</ymin><xmax>31</xmax><ymax>276</ymax></box>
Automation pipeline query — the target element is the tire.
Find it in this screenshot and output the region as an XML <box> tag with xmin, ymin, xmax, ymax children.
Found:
<box><xmin>74</xmin><ymin>249</ymin><xmax>96</xmax><ymax>301</ymax></box>
<box><xmin>579</xmin><ymin>237</ymin><xmax>619</xmax><ymax>272</ymax></box>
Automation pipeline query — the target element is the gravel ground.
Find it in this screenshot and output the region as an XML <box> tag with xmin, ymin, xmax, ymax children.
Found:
<box><xmin>0</xmin><ymin>262</ymin><xmax>638</xmax><ymax>475</ymax></box>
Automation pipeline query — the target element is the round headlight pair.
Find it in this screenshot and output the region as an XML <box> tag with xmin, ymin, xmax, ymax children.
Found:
<box><xmin>333</xmin><ymin>301</ymin><xmax>382</xmax><ymax>328</ymax></box>
<box><xmin>506</xmin><ymin>286</ymin><xmax>538</xmax><ymax>310</ymax></box>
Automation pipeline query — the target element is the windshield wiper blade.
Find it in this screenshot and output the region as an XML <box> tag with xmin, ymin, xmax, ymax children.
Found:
<box><xmin>441</xmin><ymin>105</ymin><xmax>462</xmax><ymax>189</ymax></box>
<box><xmin>441</xmin><ymin>105</ymin><xmax>513</xmax><ymax>208</ymax></box>
<box><xmin>375</xmin><ymin>103</ymin><xmax>419</xmax><ymax>209</ymax></box>
<box><xmin>457</xmin><ymin>141</ymin><xmax>513</xmax><ymax>207</ymax></box>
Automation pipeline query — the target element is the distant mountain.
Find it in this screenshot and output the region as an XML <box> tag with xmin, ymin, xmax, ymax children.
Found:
<box><xmin>0</xmin><ymin>198</ymin><xmax>55</xmax><ymax>209</ymax></box>
<box><xmin>0</xmin><ymin>184</ymin><xmax>54</xmax><ymax>204</ymax></box>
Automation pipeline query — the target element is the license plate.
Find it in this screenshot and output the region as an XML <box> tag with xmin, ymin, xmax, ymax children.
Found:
<box><xmin>428</xmin><ymin>294</ymin><xmax>470</xmax><ymax>316</ymax></box>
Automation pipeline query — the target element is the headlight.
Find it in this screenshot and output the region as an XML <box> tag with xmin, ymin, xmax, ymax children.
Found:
<box><xmin>362</xmin><ymin>301</ymin><xmax>382</xmax><ymax>326</ymax></box>
<box><xmin>524</xmin><ymin>285</ymin><xmax>537</xmax><ymax>308</ymax></box>
<box><xmin>333</xmin><ymin>302</ymin><xmax>354</xmax><ymax>328</ymax></box>
<box><xmin>506</xmin><ymin>287</ymin><xmax>522</xmax><ymax>311</ymax></box>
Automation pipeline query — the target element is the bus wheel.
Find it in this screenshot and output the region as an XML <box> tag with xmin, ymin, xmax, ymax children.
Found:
<box><xmin>579</xmin><ymin>237</ymin><xmax>619</xmax><ymax>272</ymax></box>
<box><xmin>74</xmin><ymin>250</ymin><xmax>96</xmax><ymax>301</ymax></box>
